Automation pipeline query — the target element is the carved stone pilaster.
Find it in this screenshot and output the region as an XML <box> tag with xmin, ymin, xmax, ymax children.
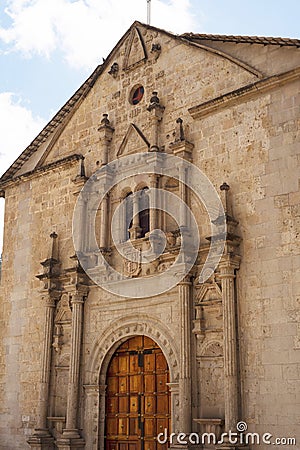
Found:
<box><xmin>56</xmin><ymin>282</ymin><xmax>88</xmax><ymax>450</ymax></box>
<box><xmin>97</xmin><ymin>384</ymin><xmax>107</xmax><ymax>450</ymax></box>
<box><xmin>98</xmin><ymin>113</ymin><xmax>115</xmax><ymax>165</ymax></box>
<box><xmin>219</xmin><ymin>261</ymin><xmax>239</xmax><ymax>434</ymax></box>
<box><xmin>202</xmin><ymin>183</ymin><xmax>242</xmax><ymax>448</ymax></box>
<box><xmin>27</xmin><ymin>293</ymin><xmax>57</xmax><ymax>449</ymax></box>
<box><xmin>28</xmin><ymin>233</ymin><xmax>61</xmax><ymax>450</ymax></box>
<box><xmin>167</xmin><ymin>382</ymin><xmax>180</xmax><ymax>434</ymax></box>
<box><xmin>99</xmin><ymin>193</ymin><xmax>109</xmax><ymax>250</ymax></box>
<box><xmin>170</xmin><ymin>123</ymin><xmax>193</xmax><ymax>230</ymax></box>
<box><xmin>178</xmin><ymin>276</ymin><xmax>193</xmax><ymax>436</ymax></box>
<box><xmin>129</xmin><ymin>190</ymin><xmax>142</xmax><ymax>239</ymax></box>
<box><xmin>217</xmin><ymin>184</ymin><xmax>241</xmax><ymax>440</ymax></box>
<box><xmin>177</xmin><ymin>161</ymin><xmax>190</xmax><ymax>229</ymax></box>
<box><xmin>149</xmin><ymin>173</ymin><xmax>160</xmax><ymax>232</ymax></box>
<box><xmin>147</xmin><ymin>91</ymin><xmax>165</xmax><ymax>151</ymax></box>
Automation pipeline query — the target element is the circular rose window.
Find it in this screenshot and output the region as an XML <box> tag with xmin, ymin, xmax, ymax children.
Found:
<box><xmin>130</xmin><ymin>85</ymin><xmax>144</xmax><ymax>105</ymax></box>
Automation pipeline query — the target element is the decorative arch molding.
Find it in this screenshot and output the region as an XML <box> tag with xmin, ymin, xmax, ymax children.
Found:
<box><xmin>86</xmin><ymin>314</ymin><xmax>180</xmax><ymax>384</ymax></box>
<box><xmin>134</xmin><ymin>182</ymin><xmax>149</xmax><ymax>192</ymax></box>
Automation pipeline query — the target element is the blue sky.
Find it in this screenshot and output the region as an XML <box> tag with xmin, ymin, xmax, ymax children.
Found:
<box><xmin>0</xmin><ymin>0</ymin><xmax>300</xmax><ymax>251</ymax></box>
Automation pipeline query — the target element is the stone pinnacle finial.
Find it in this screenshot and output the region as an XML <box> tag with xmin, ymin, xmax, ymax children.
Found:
<box><xmin>98</xmin><ymin>113</ymin><xmax>114</xmax><ymax>134</ymax></box>
<box><xmin>150</xmin><ymin>91</ymin><xmax>160</xmax><ymax>105</ymax></box>
<box><xmin>147</xmin><ymin>91</ymin><xmax>164</xmax><ymax>112</ymax></box>
<box><xmin>175</xmin><ymin>118</ymin><xmax>185</xmax><ymax>141</ymax></box>
<box><xmin>220</xmin><ymin>182</ymin><xmax>230</xmax><ymax>191</ymax></box>
<box><xmin>219</xmin><ymin>182</ymin><xmax>233</xmax><ymax>218</ymax></box>
<box><xmin>49</xmin><ymin>231</ymin><xmax>59</xmax><ymax>262</ymax></box>
<box><xmin>101</xmin><ymin>113</ymin><xmax>110</xmax><ymax>126</ymax></box>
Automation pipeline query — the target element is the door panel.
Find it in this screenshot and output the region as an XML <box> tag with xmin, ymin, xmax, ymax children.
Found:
<box><xmin>144</xmin><ymin>374</ymin><xmax>155</xmax><ymax>393</ymax></box>
<box><xmin>130</xmin><ymin>374</ymin><xmax>142</xmax><ymax>392</ymax></box>
<box><xmin>119</xmin><ymin>396</ymin><xmax>129</xmax><ymax>413</ymax></box>
<box><xmin>107</xmin><ymin>441</ymin><xmax>117</xmax><ymax>450</ymax></box>
<box><xmin>106</xmin><ymin>417</ymin><xmax>118</xmax><ymax>435</ymax></box>
<box><xmin>105</xmin><ymin>336</ymin><xmax>170</xmax><ymax>450</ymax></box>
<box><xmin>107</xmin><ymin>396</ymin><xmax>118</xmax><ymax>414</ymax></box>
<box><xmin>144</xmin><ymin>353</ymin><xmax>155</xmax><ymax>372</ymax></box>
<box><xmin>144</xmin><ymin>418</ymin><xmax>155</xmax><ymax>437</ymax></box>
<box><xmin>156</xmin><ymin>396</ymin><xmax>168</xmax><ymax>414</ymax></box>
<box><xmin>107</xmin><ymin>376</ymin><xmax>118</xmax><ymax>394</ymax></box>
<box><xmin>156</xmin><ymin>374</ymin><xmax>168</xmax><ymax>392</ymax></box>
<box><xmin>119</xmin><ymin>354</ymin><xmax>129</xmax><ymax>371</ymax></box>
<box><xmin>144</xmin><ymin>395</ymin><xmax>155</xmax><ymax>414</ymax></box>
<box><xmin>118</xmin><ymin>417</ymin><xmax>128</xmax><ymax>436</ymax></box>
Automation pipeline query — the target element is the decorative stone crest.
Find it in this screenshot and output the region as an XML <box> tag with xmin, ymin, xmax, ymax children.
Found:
<box><xmin>123</xmin><ymin>249</ymin><xmax>141</xmax><ymax>277</ymax></box>
<box><xmin>147</xmin><ymin>91</ymin><xmax>165</xmax><ymax>151</ymax></box>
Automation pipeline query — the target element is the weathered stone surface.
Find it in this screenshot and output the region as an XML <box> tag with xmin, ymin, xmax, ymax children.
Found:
<box><xmin>0</xmin><ymin>22</ymin><xmax>299</xmax><ymax>449</ymax></box>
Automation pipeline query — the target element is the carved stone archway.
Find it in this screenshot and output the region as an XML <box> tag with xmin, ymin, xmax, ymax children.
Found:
<box><xmin>84</xmin><ymin>315</ymin><xmax>180</xmax><ymax>449</ymax></box>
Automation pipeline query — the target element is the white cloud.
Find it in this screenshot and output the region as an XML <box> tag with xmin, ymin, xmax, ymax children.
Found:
<box><xmin>0</xmin><ymin>0</ymin><xmax>197</xmax><ymax>69</ymax></box>
<box><xmin>0</xmin><ymin>92</ymin><xmax>46</xmax><ymax>252</ymax></box>
<box><xmin>0</xmin><ymin>92</ymin><xmax>46</xmax><ymax>175</ymax></box>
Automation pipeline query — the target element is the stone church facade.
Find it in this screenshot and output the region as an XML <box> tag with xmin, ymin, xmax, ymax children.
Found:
<box><xmin>0</xmin><ymin>22</ymin><xmax>299</xmax><ymax>450</ymax></box>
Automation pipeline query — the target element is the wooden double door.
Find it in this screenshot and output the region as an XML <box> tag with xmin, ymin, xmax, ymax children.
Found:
<box><xmin>105</xmin><ymin>336</ymin><xmax>170</xmax><ymax>450</ymax></box>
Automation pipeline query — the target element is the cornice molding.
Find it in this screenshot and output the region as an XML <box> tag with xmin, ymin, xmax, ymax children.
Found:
<box><xmin>180</xmin><ymin>36</ymin><xmax>263</xmax><ymax>78</ymax></box>
<box><xmin>0</xmin><ymin>153</ymin><xmax>83</xmax><ymax>190</ymax></box>
<box><xmin>189</xmin><ymin>66</ymin><xmax>300</xmax><ymax>120</ymax></box>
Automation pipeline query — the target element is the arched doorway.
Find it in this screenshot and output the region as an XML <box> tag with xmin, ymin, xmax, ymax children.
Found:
<box><xmin>105</xmin><ymin>336</ymin><xmax>170</xmax><ymax>450</ymax></box>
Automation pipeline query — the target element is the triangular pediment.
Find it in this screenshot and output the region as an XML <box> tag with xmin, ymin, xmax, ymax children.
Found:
<box><xmin>117</xmin><ymin>123</ymin><xmax>150</xmax><ymax>156</ymax></box>
<box><xmin>123</xmin><ymin>26</ymin><xmax>147</xmax><ymax>70</ymax></box>
<box><xmin>196</xmin><ymin>280</ymin><xmax>222</xmax><ymax>303</ymax></box>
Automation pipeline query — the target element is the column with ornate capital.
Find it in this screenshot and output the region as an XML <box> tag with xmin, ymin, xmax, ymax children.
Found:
<box><xmin>28</xmin><ymin>232</ymin><xmax>60</xmax><ymax>450</ymax></box>
<box><xmin>129</xmin><ymin>191</ymin><xmax>141</xmax><ymax>239</ymax></box>
<box><xmin>147</xmin><ymin>91</ymin><xmax>165</xmax><ymax>151</ymax></box>
<box><xmin>27</xmin><ymin>294</ymin><xmax>57</xmax><ymax>450</ymax></box>
<box><xmin>99</xmin><ymin>193</ymin><xmax>109</xmax><ymax>250</ymax></box>
<box><xmin>149</xmin><ymin>173</ymin><xmax>159</xmax><ymax>232</ymax></box>
<box><xmin>178</xmin><ymin>277</ymin><xmax>193</xmax><ymax>435</ymax></box>
<box><xmin>219</xmin><ymin>261</ymin><xmax>239</xmax><ymax>433</ymax></box>
<box><xmin>57</xmin><ymin>291</ymin><xmax>86</xmax><ymax>449</ymax></box>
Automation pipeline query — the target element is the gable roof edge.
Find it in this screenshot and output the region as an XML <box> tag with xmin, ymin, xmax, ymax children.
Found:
<box><xmin>1</xmin><ymin>21</ymin><xmax>299</xmax><ymax>183</ymax></box>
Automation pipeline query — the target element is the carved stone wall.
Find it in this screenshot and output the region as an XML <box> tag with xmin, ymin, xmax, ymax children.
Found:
<box><xmin>0</xmin><ymin>21</ymin><xmax>299</xmax><ymax>449</ymax></box>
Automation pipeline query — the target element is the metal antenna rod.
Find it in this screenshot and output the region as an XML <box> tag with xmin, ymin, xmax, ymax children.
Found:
<box><xmin>147</xmin><ymin>0</ymin><xmax>151</xmax><ymax>25</ymax></box>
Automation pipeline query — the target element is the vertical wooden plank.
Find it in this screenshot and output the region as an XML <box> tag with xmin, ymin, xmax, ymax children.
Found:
<box><xmin>144</xmin><ymin>395</ymin><xmax>155</xmax><ymax>414</ymax></box>
<box><xmin>119</xmin><ymin>354</ymin><xmax>129</xmax><ymax>373</ymax></box>
<box><xmin>119</xmin><ymin>395</ymin><xmax>129</xmax><ymax>413</ymax></box>
<box><xmin>130</xmin><ymin>354</ymin><xmax>139</xmax><ymax>373</ymax></box>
